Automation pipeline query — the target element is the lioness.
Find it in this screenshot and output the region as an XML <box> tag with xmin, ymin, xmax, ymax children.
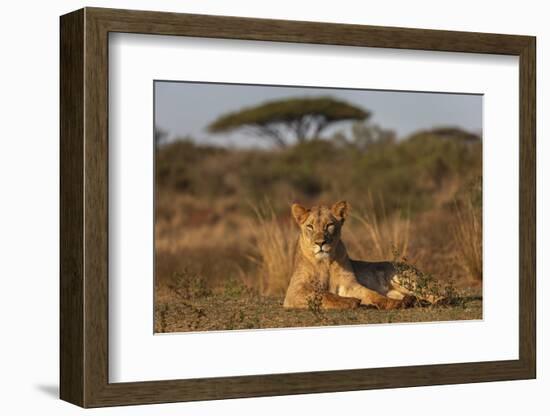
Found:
<box><xmin>283</xmin><ymin>201</ymin><xmax>416</xmax><ymax>310</ymax></box>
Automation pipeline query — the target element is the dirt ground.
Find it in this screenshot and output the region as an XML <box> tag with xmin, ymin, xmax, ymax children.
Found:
<box><xmin>154</xmin><ymin>289</ymin><xmax>482</xmax><ymax>333</ymax></box>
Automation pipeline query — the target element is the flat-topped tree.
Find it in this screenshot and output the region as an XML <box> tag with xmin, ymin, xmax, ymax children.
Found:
<box><xmin>208</xmin><ymin>96</ymin><xmax>370</xmax><ymax>148</ymax></box>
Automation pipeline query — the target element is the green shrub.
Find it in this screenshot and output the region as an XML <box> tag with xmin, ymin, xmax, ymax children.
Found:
<box><xmin>156</xmin><ymin>130</ymin><xmax>481</xmax><ymax>219</ymax></box>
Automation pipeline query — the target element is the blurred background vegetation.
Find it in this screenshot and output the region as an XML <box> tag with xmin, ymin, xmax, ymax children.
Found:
<box><xmin>155</xmin><ymin>94</ymin><xmax>482</xmax><ymax>304</ymax></box>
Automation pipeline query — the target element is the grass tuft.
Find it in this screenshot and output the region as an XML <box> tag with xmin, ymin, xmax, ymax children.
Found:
<box><xmin>249</xmin><ymin>202</ymin><xmax>297</xmax><ymax>295</ymax></box>
<box><xmin>351</xmin><ymin>193</ymin><xmax>410</xmax><ymax>261</ymax></box>
<box><xmin>306</xmin><ymin>278</ymin><xmax>325</xmax><ymax>320</ymax></box>
<box><xmin>453</xmin><ymin>198</ymin><xmax>482</xmax><ymax>281</ymax></box>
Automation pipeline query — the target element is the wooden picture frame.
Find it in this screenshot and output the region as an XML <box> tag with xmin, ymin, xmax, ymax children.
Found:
<box><xmin>60</xmin><ymin>7</ymin><xmax>536</xmax><ymax>408</ymax></box>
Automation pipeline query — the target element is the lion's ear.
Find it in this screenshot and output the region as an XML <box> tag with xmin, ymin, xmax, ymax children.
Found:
<box><xmin>291</xmin><ymin>203</ymin><xmax>310</xmax><ymax>225</ymax></box>
<box><xmin>331</xmin><ymin>200</ymin><xmax>350</xmax><ymax>221</ymax></box>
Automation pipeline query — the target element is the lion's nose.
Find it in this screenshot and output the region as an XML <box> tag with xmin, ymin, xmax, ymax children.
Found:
<box><xmin>315</xmin><ymin>240</ymin><xmax>326</xmax><ymax>247</ymax></box>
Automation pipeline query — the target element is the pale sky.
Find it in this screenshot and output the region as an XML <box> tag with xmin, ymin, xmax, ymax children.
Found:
<box><xmin>154</xmin><ymin>81</ymin><xmax>482</xmax><ymax>147</ymax></box>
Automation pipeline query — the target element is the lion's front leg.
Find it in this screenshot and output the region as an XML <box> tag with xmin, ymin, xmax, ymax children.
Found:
<box><xmin>338</xmin><ymin>279</ymin><xmax>412</xmax><ymax>310</ymax></box>
<box><xmin>319</xmin><ymin>292</ymin><xmax>361</xmax><ymax>310</ymax></box>
<box><xmin>284</xmin><ymin>273</ymin><xmax>360</xmax><ymax>310</ymax></box>
<box><xmin>284</xmin><ymin>283</ymin><xmax>361</xmax><ymax>310</ymax></box>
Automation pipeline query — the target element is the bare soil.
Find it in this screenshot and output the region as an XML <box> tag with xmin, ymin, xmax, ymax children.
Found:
<box><xmin>155</xmin><ymin>291</ymin><xmax>482</xmax><ymax>333</ymax></box>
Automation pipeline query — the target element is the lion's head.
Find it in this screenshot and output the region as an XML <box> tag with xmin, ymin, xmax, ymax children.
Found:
<box><xmin>291</xmin><ymin>201</ymin><xmax>350</xmax><ymax>260</ymax></box>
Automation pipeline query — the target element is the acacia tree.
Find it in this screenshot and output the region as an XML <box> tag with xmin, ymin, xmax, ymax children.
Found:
<box><xmin>207</xmin><ymin>96</ymin><xmax>370</xmax><ymax>148</ymax></box>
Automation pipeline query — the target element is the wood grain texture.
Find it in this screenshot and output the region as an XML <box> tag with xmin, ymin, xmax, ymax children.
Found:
<box><xmin>83</xmin><ymin>9</ymin><xmax>111</xmax><ymax>406</ymax></box>
<box><xmin>59</xmin><ymin>7</ymin><xmax>537</xmax><ymax>408</ymax></box>
<box><xmin>89</xmin><ymin>7</ymin><xmax>532</xmax><ymax>54</ymax></box>
<box><xmin>518</xmin><ymin>38</ymin><xmax>536</xmax><ymax>376</ymax></box>
<box><xmin>59</xmin><ymin>8</ymin><xmax>84</xmax><ymax>406</ymax></box>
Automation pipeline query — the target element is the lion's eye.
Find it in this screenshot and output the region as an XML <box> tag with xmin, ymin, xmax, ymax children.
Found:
<box><xmin>306</xmin><ymin>224</ymin><xmax>314</xmax><ymax>231</ymax></box>
<box><xmin>326</xmin><ymin>223</ymin><xmax>335</xmax><ymax>233</ymax></box>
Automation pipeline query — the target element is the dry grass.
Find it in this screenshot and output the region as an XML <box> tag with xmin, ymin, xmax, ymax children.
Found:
<box><xmin>348</xmin><ymin>193</ymin><xmax>410</xmax><ymax>261</ymax></box>
<box><xmin>453</xmin><ymin>199</ymin><xmax>482</xmax><ymax>281</ymax></box>
<box><xmin>248</xmin><ymin>203</ymin><xmax>297</xmax><ymax>295</ymax></box>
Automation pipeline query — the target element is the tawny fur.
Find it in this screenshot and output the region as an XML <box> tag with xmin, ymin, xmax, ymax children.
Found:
<box><xmin>283</xmin><ymin>201</ymin><xmax>416</xmax><ymax>310</ymax></box>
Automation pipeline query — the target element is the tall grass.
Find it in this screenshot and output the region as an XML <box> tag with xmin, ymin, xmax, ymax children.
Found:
<box><xmin>249</xmin><ymin>204</ymin><xmax>297</xmax><ymax>295</ymax></box>
<box><xmin>350</xmin><ymin>193</ymin><xmax>410</xmax><ymax>261</ymax></box>
<box><xmin>453</xmin><ymin>199</ymin><xmax>482</xmax><ymax>281</ymax></box>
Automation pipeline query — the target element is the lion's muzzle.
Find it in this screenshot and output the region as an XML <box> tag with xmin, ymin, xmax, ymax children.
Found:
<box><xmin>313</xmin><ymin>241</ymin><xmax>332</xmax><ymax>258</ymax></box>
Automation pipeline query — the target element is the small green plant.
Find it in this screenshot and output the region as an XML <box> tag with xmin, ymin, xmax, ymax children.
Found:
<box><xmin>170</xmin><ymin>269</ymin><xmax>211</xmax><ymax>299</ymax></box>
<box><xmin>391</xmin><ymin>247</ymin><xmax>464</xmax><ymax>307</ymax></box>
<box><xmin>223</xmin><ymin>277</ymin><xmax>251</xmax><ymax>298</ymax></box>
<box><xmin>306</xmin><ymin>279</ymin><xmax>325</xmax><ymax>320</ymax></box>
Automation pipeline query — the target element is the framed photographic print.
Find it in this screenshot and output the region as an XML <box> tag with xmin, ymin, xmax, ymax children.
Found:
<box><xmin>60</xmin><ymin>7</ymin><xmax>536</xmax><ymax>408</ymax></box>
